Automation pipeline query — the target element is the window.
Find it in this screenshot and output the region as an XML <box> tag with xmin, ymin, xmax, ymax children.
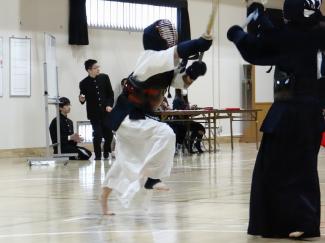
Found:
<box><xmin>77</xmin><ymin>121</ymin><xmax>93</xmax><ymax>143</ymax></box>
<box><xmin>86</xmin><ymin>0</ymin><xmax>178</xmax><ymax>31</ymax></box>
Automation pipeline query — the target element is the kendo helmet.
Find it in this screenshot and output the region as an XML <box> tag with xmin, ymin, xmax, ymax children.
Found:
<box><xmin>283</xmin><ymin>0</ymin><xmax>322</xmax><ymax>23</ymax></box>
<box><xmin>143</xmin><ymin>19</ymin><xmax>178</xmax><ymax>51</ymax></box>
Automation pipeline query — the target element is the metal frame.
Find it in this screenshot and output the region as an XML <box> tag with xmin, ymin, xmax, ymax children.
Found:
<box><xmin>213</xmin><ymin>110</ymin><xmax>260</xmax><ymax>150</ymax></box>
<box><xmin>157</xmin><ymin>109</ymin><xmax>261</xmax><ymax>153</ymax></box>
<box><xmin>76</xmin><ymin>121</ymin><xmax>93</xmax><ymax>144</ymax></box>
<box><xmin>27</xmin><ymin>33</ymin><xmax>77</xmax><ymax>166</ymax></box>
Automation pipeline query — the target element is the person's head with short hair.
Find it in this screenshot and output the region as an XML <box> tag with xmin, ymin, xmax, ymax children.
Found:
<box><xmin>84</xmin><ymin>59</ymin><xmax>100</xmax><ymax>78</ymax></box>
<box><xmin>59</xmin><ymin>97</ymin><xmax>71</xmax><ymax>116</ymax></box>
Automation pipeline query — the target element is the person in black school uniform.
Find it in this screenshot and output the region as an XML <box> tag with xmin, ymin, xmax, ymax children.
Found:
<box><xmin>79</xmin><ymin>59</ymin><xmax>114</xmax><ymax>160</ymax></box>
<box><xmin>49</xmin><ymin>97</ymin><xmax>92</xmax><ymax>160</ymax></box>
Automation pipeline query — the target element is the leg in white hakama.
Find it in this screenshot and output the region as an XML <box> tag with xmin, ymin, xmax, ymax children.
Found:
<box><xmin>101</xmin><ymin>115</ymin><xmax>175</xmax><ymax>214</ymax></box>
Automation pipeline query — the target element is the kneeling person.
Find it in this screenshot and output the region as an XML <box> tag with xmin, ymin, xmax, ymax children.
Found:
<box><xmin>49</xmin><ymin>97</ymin><xmax>92</xmax><ymax>160</ymax></box>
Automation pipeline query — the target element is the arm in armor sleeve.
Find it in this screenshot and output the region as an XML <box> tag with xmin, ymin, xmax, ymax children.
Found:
<box><xmin>177</xmin><ymin>37</ymin><xmax>213</xmax><ymax>59</ymax></box>
<box><xmin>228</xmin><ymin>16</ymin><xmax>325</xmax><ymax>66</ymax></box>
<box><xmin>227</xmin><ymin>25</ymin><xmax>281</xmax><ymax>66</ymax></box>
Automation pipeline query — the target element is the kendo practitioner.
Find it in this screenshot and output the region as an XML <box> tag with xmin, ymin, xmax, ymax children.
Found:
<box><xmin>100</xmin><ymin>19</ymin><xmax>212</xmax><ymax>215</ymax></box>
<box><xmin>49</xmin><ymin>97</ymin><xmax>92</xmax><ymax>160</ymax></box>
<box><xmin>227</xmin><ymin>0</ymin><xmax>325</xmax><ymax>238</ymax></box>
<box><xmin>79</xmin><ymin>59</ymin><xmax>114</xmax><ymax>160</ymax></box>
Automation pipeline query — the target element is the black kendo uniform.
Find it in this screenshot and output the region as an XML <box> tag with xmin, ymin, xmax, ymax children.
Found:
<box><xmin>228</xmin><ymin>0</ymin><xmax>325</xmax><ymax>238</ymax></box>
<box><xmin>102</xmin><ymin>19</ymin><xmax>211</xmax><ymax>206</ymax></box>
<box><xmin>79</xmin><ymin>73</ymin><xmax>114</xmax><ymax>159</ymax></box>
<box><xmin>49</xmin><ymin>114</ymin><xmax>92</xmax><ymax>160</ymax></box>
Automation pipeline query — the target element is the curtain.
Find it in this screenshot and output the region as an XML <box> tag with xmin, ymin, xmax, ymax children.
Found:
<box><xmin>177</xmin><ymin>1</ymin><xmax>191</xmax><ymax>42</ymax></box>
<box><xmin>68</xmin><ymin>0</ymin><xmax>191</xmax><ymax>45</ymax></box>
<box><xmin>113</xmin><ymin>0</ymin><xmax>191</xmax><ymax>41</ymax></box>
<box><xmin>69</xmin><ymin>0</ymin><xmax>89</xmax><ymax>45</ymax></box>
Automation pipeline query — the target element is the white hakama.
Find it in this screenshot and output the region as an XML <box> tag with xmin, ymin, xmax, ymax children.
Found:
<box><xmin>102</xmin><ymin>116</ymin><xmax>175</xmax><ymax>207</ymax></box>
<box><xmin>102</xmin><ymin>46</ymin><xmax>182</xmax><ymax>208</ymax></box>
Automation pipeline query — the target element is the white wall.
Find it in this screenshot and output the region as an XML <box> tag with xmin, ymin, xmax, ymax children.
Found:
<box><xmin>0</xmin><ymin>0</ymin><xmax>275</xmax><ymax>149</ymax></box>
<box><xmin>264</xmin><ymin>0</ymin><xmax>283</xmax><ymax>9</ymax></box>
<box><xmin>188</xmin><ymin>0</ymin><xmax>248</xmax><ymax>136</ymax></box>
<box><xmin>0</xmin><ymin>0</ymin><xmax>144</xmax><ymax>149</ymax></box>
<box><xmin>216</xmin><ymin>0</ymin><xmax>247</xmax><ymax>136</ymax></box>
<box><xmin>255</xmin><ymin>66</ymin><xmax>274</xmax><ymax>103</ymax></box>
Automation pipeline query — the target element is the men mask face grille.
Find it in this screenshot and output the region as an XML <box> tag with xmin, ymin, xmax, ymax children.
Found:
<box><xmin>284</xmin><ymin>0</ymin><xmax>322</xmax><ymax>22</ymax></box>
<box><xmin>143</xmin><ymin>19</ymin><xmax>177</xmax><ymax>51</ymax></box>
<box><xmin>304</xmin><ymin>0</ymin><xmax>322</xmax><ymax>10</ymax></box>
<box><xmin>304</xmin><ymin>0</ymin><xmax>322</xmax><ymax>17</ymax></box>
<box><xmin>156</xmin><ymin>20</ymin><xmax>177</xmax><ymax>48</ymax></box>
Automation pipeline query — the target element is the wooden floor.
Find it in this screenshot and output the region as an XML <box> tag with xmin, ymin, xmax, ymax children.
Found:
<box><xmin>0</xmin><ymin>143</ymin><xmax>324</xmax><ymax>243</ymax></box>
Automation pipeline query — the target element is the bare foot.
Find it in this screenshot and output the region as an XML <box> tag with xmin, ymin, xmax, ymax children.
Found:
<box><xmin>101</xmin><ymin>187</ymin><xmax>114</xmax><ymax>215</ymax></box>
<box><xmin>152</xmin><ymin>182</ymin><xmax>170</xmax><ymax>191</ymax></box>
<box><xmin>289</xmin><ymin>231</ymin><xmax>304</xmax><ymax>238</ymax></box>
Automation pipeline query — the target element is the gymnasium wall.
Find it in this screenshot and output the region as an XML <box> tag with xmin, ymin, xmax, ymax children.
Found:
<box><xmin>0</xmin><ymin>0</ymin><xmax>280</xmax><ymax>149</ymax></box>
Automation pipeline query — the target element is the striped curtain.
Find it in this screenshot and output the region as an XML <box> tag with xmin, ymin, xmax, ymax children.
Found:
<box><xmin>69</xmin><ymin>0</ymin><xmax>190</xmax><ymax>45</ymax></box>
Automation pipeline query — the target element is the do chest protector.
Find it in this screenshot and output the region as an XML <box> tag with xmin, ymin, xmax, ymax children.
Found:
<box><xmin>123</xmin><ymin>76</ymin><xmax>167</xmax><ymax>109</ymax></box>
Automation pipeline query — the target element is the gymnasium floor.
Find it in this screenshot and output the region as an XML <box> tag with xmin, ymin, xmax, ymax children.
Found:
<box><xmin>0</xmin><ymin>143</ymin><xmax>324</xmax><ymax>243</ymax></box>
